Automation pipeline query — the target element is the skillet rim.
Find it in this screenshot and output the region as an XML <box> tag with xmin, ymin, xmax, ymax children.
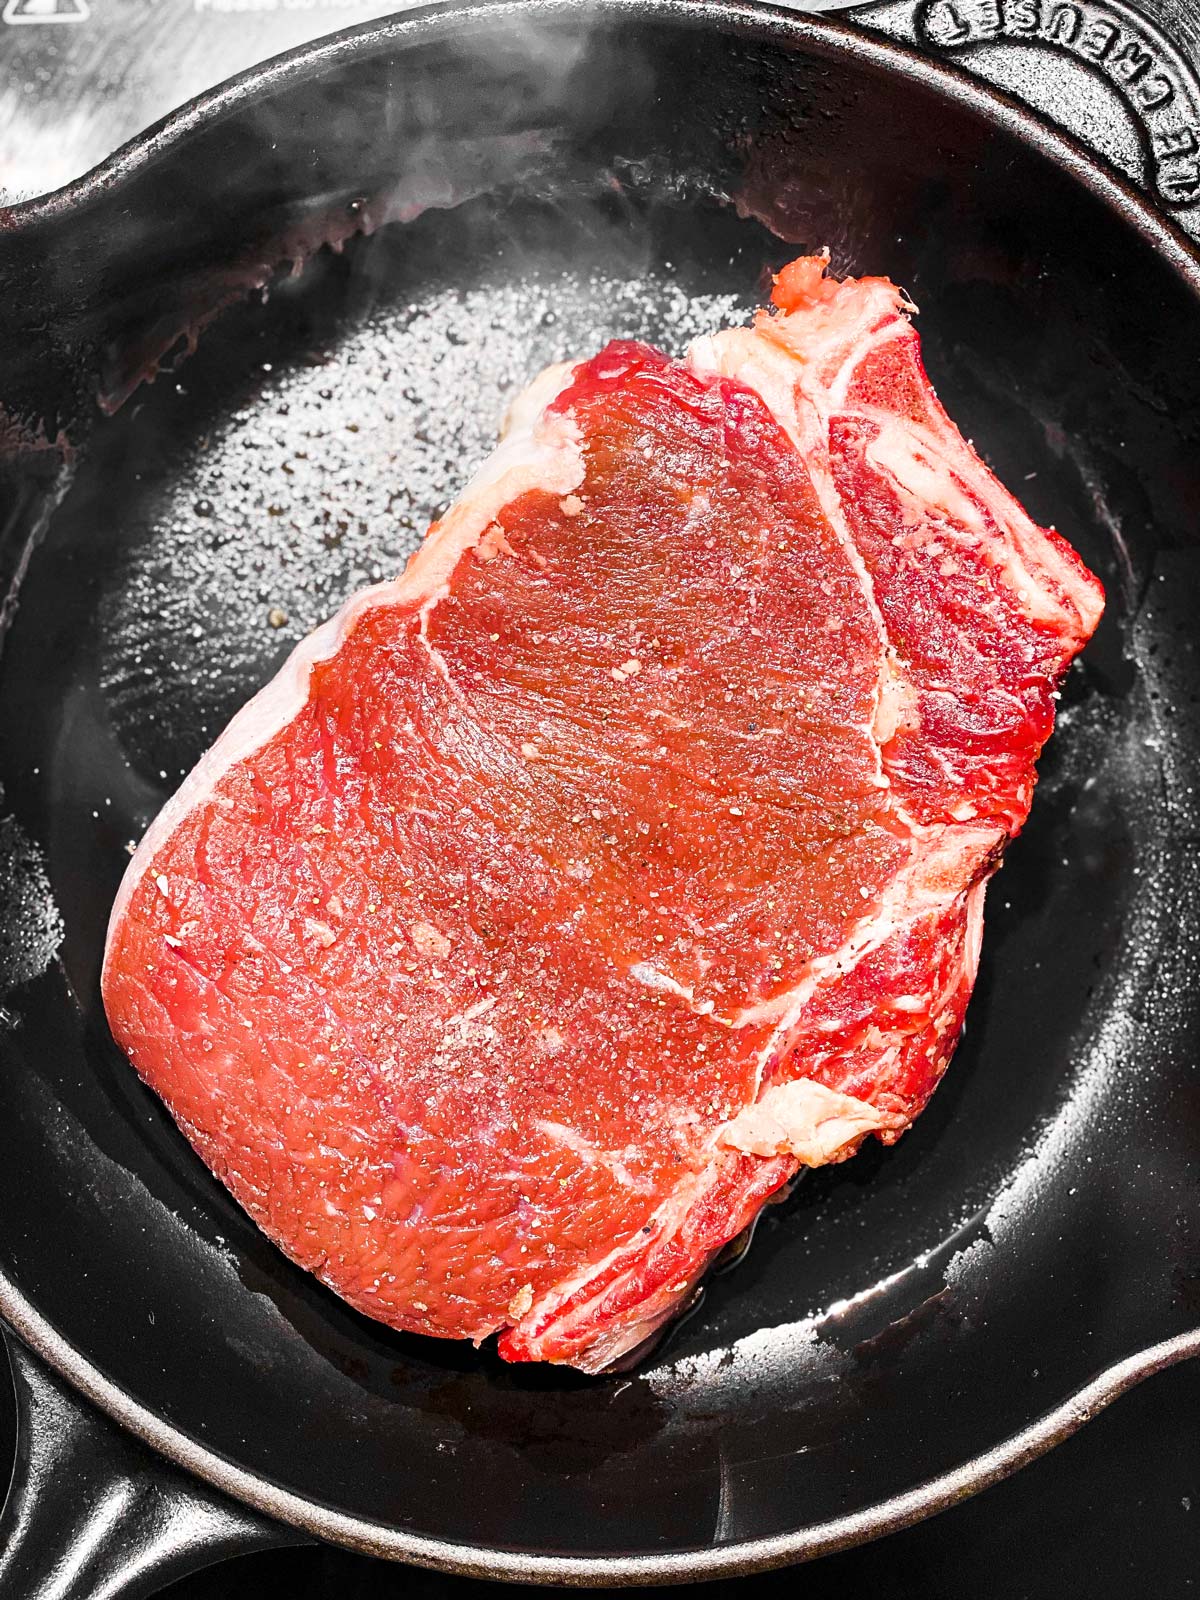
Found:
<box><xmin>6</xmin><ymin>1285</ymin><xmax>1199</xmax><ymax>1580</ymax></box>
<box><xmin>3</xmin><ymin>0</ymin><xmax>1200</xmax><ymax>294</ymax></box>
<box><xmin>2</xmin><ymin>0</ymin><xmax>1199</xmax><ymax>1579</ymax></box>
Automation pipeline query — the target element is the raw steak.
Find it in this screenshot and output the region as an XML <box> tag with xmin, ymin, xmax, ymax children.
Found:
<box><xmin>102</xmin><ymin>257</ymin><xmax>1103</xmax><ymax>1372</ymax></box>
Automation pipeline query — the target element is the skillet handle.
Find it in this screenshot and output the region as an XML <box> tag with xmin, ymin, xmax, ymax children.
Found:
<box><xmin>851</xmin><ymin>0</ymin><xmax>1200</xmax><ymax>241</ymax></box>
<box><xmin>0</xmin><ymin>1330</ymin><xmax>308</xmax><ymax>1599</ymax></box>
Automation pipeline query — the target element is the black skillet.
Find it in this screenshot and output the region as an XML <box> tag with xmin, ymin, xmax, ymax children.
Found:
<box><xmin>0</xmin><ymin>0</ymin><xmax>1198</xmax><ymax>1592</ymax></box>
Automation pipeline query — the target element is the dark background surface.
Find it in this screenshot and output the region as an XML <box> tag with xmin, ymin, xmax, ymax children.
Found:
<box><xmin>2</xmin><ymin>1352</ymin><xmax>1198</xmax><ymax>1596</ymax></box>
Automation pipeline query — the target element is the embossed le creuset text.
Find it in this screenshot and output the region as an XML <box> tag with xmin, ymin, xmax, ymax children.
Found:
<box><xmin>918</xmin><ymin>0</ymin><xmax>1200</xmax><ymax>206</ymax></box>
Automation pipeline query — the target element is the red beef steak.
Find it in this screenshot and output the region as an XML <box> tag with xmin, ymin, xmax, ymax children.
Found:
<box><xmin>102</xmin><ymin>258</ymin><xmax>1104</xmax><ymax>1371</ymax></box>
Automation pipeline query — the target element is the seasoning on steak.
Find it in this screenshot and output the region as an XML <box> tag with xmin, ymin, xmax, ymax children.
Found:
<box><xmin>102</xmin><ymin>257</ymin><xmax>1104</xmax><ymax>1371</ymax></box>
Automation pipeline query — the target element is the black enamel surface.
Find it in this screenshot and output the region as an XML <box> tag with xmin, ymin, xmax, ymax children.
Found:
<box><xmin>0</xmin><ymin>1340</ymin><xmax>295</xmax><ymax>1600</ymax></box>
<box><xmin>0</xmin><ymin>1</ymin><xmax>1197</xmax><ymax>1576</ymax></box>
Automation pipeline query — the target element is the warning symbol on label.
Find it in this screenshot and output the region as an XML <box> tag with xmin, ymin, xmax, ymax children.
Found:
<box><xmin>3</xmin><ymin>0</ymin><xmax>90</xmax><ymax>22</ymax></box>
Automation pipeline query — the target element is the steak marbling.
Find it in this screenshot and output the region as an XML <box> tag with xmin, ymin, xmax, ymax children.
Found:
<box><xmin>102</xmin><ymin>258</ymin><xmax>1103</xmax><ymax>1371</ymax></box>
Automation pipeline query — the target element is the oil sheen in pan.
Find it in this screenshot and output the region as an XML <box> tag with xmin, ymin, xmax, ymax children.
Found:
<box><xmin>97</xmin><ymin>261</ymin><xmax>749</xmax><ymax>805</ymax></box>
<box><xmin>5</xmin><ymin>192</ymin><xmax>1175</xmax><ymax>1414</ymax></box>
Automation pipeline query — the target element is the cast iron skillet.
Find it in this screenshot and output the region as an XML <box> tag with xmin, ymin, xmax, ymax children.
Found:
<box><xmin>0</xmin><ymin>0</ymin><xmax>1198</xmax><ymax>1591</ymax></box>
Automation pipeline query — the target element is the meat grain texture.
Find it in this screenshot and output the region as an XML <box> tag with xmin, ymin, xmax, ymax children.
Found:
<box><xmin>103</xmin><ymin>258</ymin><xmax>1104</xmax><ymax>1371</ymax></box>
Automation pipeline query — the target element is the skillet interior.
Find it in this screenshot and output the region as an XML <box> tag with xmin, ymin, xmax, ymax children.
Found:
<box><xmin>0</xmin><ymin>1</ymin><xmax>1198</xmax><ymax>1573</ymax></box>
